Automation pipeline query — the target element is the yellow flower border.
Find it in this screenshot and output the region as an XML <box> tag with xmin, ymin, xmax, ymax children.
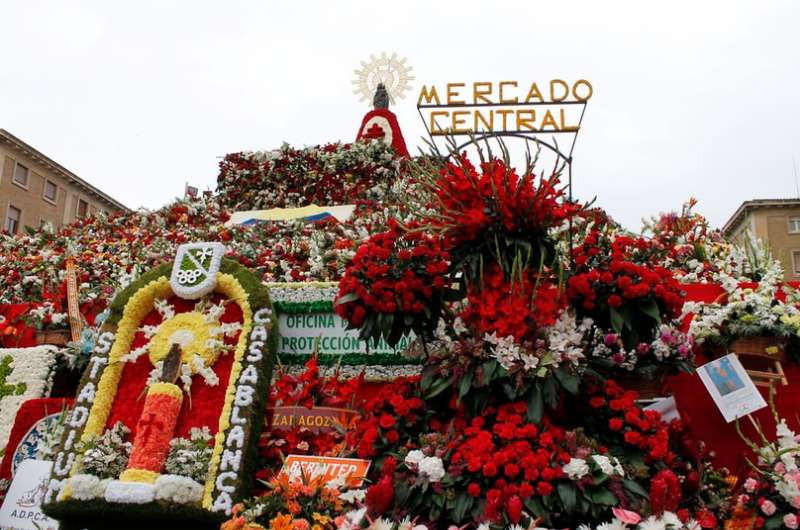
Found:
<box><xmin>202</xmin><ymin>272</ymin><xmax>253</xmax><ymax>509</ymax></box>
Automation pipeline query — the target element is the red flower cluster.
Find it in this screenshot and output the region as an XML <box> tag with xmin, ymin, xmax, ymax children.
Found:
<box><xmin>460</xmin><ymin>264</ymin><xmax>565</xmax><ymax>341</ymax></box>
<box><xmin>336</xmin><ymin>220</ymin><xmax>449</xmax><ymax>344</ymax></box>
<box><xmin>567</xmin><ymin>229</ymin><xmax>684</xmax><ymax>346</ymax></box>
<box><xmin>431</xmin><ymin>157</ymin><xmax>578</xmax><ymax>250</ymax></box>
<box><xmin>270</xmin><ymin>358</ymin><xmax>362</xmax><ymax>410</ymax></box>
<box><xmin>447</xmin><ymin>402</ymin><xmax>569</xmax><ymax>524</ymax></box>
<box><xmin>346</xmin><ymin>377</ymin><xmax>427</xmax><ymax>460</ymax></box>
<box><xmin>585</xmin><ymin>380</ymin><xmax>676</xmax><ymax>465</ymax></box>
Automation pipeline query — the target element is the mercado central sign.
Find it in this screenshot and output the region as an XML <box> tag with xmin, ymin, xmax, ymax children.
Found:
<box><xmin>417</xmin><ymin>79</ymin><xmax>593</xmax><ymax>136</ymax></box>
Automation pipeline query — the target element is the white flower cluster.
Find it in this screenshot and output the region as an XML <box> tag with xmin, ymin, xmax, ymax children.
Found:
<box><xmin>484</xmin><ymin>333</ymin><xmax>529</xmax><ymax>372</ymax></box>
<box><xmin>481</xmin><ymin>311</ymin><xmax>591</xmax><ymax>377</ymax></box>
<box><xmin>562</xmin><ymin>454</ymin><xmax>625</xmax><ymax>480</ymax></box>
<box><xmin>546</xmin><ymin>311</ymin><xmax>592</xmax><ymax>365</ymax></box>
<box><xmin>78</xmin><ymin>421</ymin><xmax>132</xmax><ymax>479</ymax></box>
<box><xmin>404</xmin><ymin>450</ymin><xmax>446</xmax><ymax>483</ymax></box>
<box><xmin>277</xmin><ymin>363</ymin><xmax>422</xmax><ymax>383</ymax></box>
<box><xmin>153</xmin><ymin>474</ymin><xmax>205</xmax><ymax>504</ymax></box>
<box><xmin>0</xmin><ymin>346</ymin><xmax>60</xmax><ymax>449</ymax></box>
<box><xmin>338</xmin><ymin>512</ymin><xmax>429</xmax><ymax>530</ymax></box>
<box><xmin>755</xmin><ymin>418</ymin><xmax>800</xmax><ymax>507</ymax></box>
<box><xmin>684</xmin><ymin>266</ymin><xmax>800</xmax><ymax>345</ymax></box>
<box><xmin>575</xmin><ymin>511</ymin><xmax>701</xmax><ymax>530</ymax></box>
<box><xmin>164</xmin><ymin>427</ymin><xmax>214</xmax><ymax>483</ymax></box>
<box><xmin>266</xmin><ymin>282</ymin><xmax>340</xmax><ymax>305</ymax></box>
<box><xmin>69</xmin><ymin>473</ymin><xmax>111</xmax><ymax>500</ymax></box>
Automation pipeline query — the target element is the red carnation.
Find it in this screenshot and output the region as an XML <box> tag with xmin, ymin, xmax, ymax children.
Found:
<box><xmin>379</xmin><ymin>414</ymin><xmax>396</xmax><ymax>429</ymax></box>
<box><xmin>609</xmin><ymin>418</ymin><xmax>623</xmax><ymax>431</ymax></box>
<box><xmin>467</xmin><ymin>483</ymin><xmax>481</xmax><ymax>497</ymax></box>
<box><xmin>536</xmin><ymin>481</ymin><xmax>553</xmax><ymax>496</ymax></box>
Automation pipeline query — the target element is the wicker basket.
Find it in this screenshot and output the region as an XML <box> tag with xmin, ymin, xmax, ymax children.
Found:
<box><xmin>728</xmin><ymin>336</ymin><xmax>786</xmax><ymax>361</ymax></box>
<box><xmin>35</xmin><ymin>329</ymin><xmax>71</xmax><ymax>347</ymax></box>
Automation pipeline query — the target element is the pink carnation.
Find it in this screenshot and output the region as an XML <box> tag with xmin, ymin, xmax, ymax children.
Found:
<box><xmin>744</xmin><ymin>477</ymin><xmax>758</xmax><ymax>493</ymax></box>
<box><xmin>760</xmin><ymin>499</ymin><xmax>776</xmax><ymax>516</ymax></box>
<box><xmin>784</xmin><ymin>514</ymin><xmax>799</xmax><ymax>530</ymax></box>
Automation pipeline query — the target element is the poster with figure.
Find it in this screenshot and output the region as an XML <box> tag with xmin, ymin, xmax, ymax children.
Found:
<box><xmin>698</xmin><ymin>353</ymin><xmax>767</xmax><ymax>423</ymax></box>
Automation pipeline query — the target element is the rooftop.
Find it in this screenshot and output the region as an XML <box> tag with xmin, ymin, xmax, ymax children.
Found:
<box><xmin>0</xmin><ymin>128</ymin><xmax>129</xmax><ymax>212</ymax></box>
<box><xmin>722</xmin><ymin>198</ymin><xmax>800</xmax><ymax>236</ymax></box>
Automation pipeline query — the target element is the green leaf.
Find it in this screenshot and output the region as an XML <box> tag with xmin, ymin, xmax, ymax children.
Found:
<box><xmin>556</xmin><ymin>482</ymin><xmax>577</xmax><ymax>514</ymax></box>
<box><xmin>420</xmin><ymin>367</ymin><xmax>436</xmax><ymax>391</ymax></box>
<box><xmin>543</xmin><ymin>376</ymin><xmax>559</xmax><ymax>408</ymax></box>
<box><xmin>765</xmin><ymin>515</ymin><xmax>784</xmax><ymax>530</ymax></box>
<box><xmin>640</xmin><ymin>299</ymin><xmax>661</xmax><ymax>323</ymax></box>
<box><xmin>481</xmin><ymin>359</ymin><xmax>498</xmax><ymax>384</ymax></box>
<box><xmin>451</xmin><ymin>492</ymin><xmax>472</xmax><ymax>523</ymax></box>
<box><xmin>553</xmin><ymin>366</ymin><xmax>579</xmax><ymax>395</ymax></box>
<box><xmin>425</xmin><ymin>376</ymin><xmax>452</xmax><ymax>399</ymax></box>
<box><xmin>458</xmin><ymin>368</ymin><xmax>474</xmax><ymax>399</ymax></box>
<box><xmin>590</xmin><ymin>488</ymin><xmax>618</xmax><ymax>506</ymax></box>
<box><xmin>622</xmin><ymin>479</ymin><xmax>649</xmax><ymax>498</ymax></box>
<box><xmin>610</xmin><ymin>306</ymin><xmax>624</xmax><ymax>333</ymax></box>
<box><xmin>524</xmin><ymin>497</ymin><xmax>546</xmax><ymax>518</ymax></box>
<box><xmin>527</xmin><ymin>385</ymin><xmax>543</xmax><ymax>424</ymax></box>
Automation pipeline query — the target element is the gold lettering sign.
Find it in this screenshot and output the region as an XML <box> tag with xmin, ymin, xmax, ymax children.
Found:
<box><xmin>417</xmin><ymin>79</ymin><xmax>592</xmax><ymax>136</ymax></box>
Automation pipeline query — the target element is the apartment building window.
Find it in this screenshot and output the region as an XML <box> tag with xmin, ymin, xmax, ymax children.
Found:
<box><xmin>43</xmin><ymin>180</ymin><xmax>58</xmax><ymax>203</ymax></box>
<box><xmin>77</xmin><ymin>198</ymin><xmax>89</xmax><ymax>219</ymax></box>
<box><xmin>793</xmin><ymin>250</ymin><xmax>800</xmax><ymax>276</ymax></box>
<box><xmin>790</xmin><ymin>217</ymin><xmax>800</xmax><ymax>234</ymax></box>
<box><xmin>13</xmin><ymin>162</ymin><xmax>29</xmax><ymax>188</ymax></box>
<box><xmin>5</xmin><ymin>206</ymin><xmax>21</xmax><ymax>234</ymax></box>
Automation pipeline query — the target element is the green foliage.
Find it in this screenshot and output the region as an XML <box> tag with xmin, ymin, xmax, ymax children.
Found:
<box><xmin>0</xmin><ymin>356</ymin><xmax>27</xmax><ymax>397</ymax></box>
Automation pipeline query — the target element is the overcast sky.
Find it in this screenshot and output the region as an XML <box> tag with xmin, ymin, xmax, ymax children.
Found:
<box><xmin>2</xmin><ymin>1</ymin><xmax>799</xmax><ymax>231</ymax></box>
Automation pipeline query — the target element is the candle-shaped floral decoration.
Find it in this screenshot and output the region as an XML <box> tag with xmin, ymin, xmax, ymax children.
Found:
<box><xmin>119</xmin><ymin>343</ymin><xmax>184</xmax><ymax>484</ymax></box>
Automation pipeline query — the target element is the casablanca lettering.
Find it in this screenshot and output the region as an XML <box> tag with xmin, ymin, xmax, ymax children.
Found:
<box><xmin>211</xmin><ymin>309</ymin><xmax>271</xmax><ymax>515</ymax></box>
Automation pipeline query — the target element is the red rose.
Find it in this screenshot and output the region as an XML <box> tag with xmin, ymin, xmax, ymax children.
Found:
<box><xmin>467</xmin><ymin>483</ymin><xmax>481</xmax><ymax>497</ymax></box>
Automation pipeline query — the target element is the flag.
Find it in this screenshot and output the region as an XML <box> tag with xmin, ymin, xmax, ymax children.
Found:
<box><xmin>185</xmin><ymin>183</ymin><xmax>199</xmax><ymax>199</ymax></box>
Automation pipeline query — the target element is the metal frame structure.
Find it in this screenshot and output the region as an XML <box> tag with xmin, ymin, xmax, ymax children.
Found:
<box><xmin>416</xmin><ymin>99</ymin><xmax>588</xmax><ymax>201</ymax></box>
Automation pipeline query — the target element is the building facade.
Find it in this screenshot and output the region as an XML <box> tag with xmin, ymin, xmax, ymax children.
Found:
<box><xmin>722</xmin><ymin>199</ymin><xmax>800</xmax><ymax>280</ymax></box>
<box><xmin>1</xmin><ymin>129</ymin><xmax>127</xmax><ymax>234</ymax></box>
